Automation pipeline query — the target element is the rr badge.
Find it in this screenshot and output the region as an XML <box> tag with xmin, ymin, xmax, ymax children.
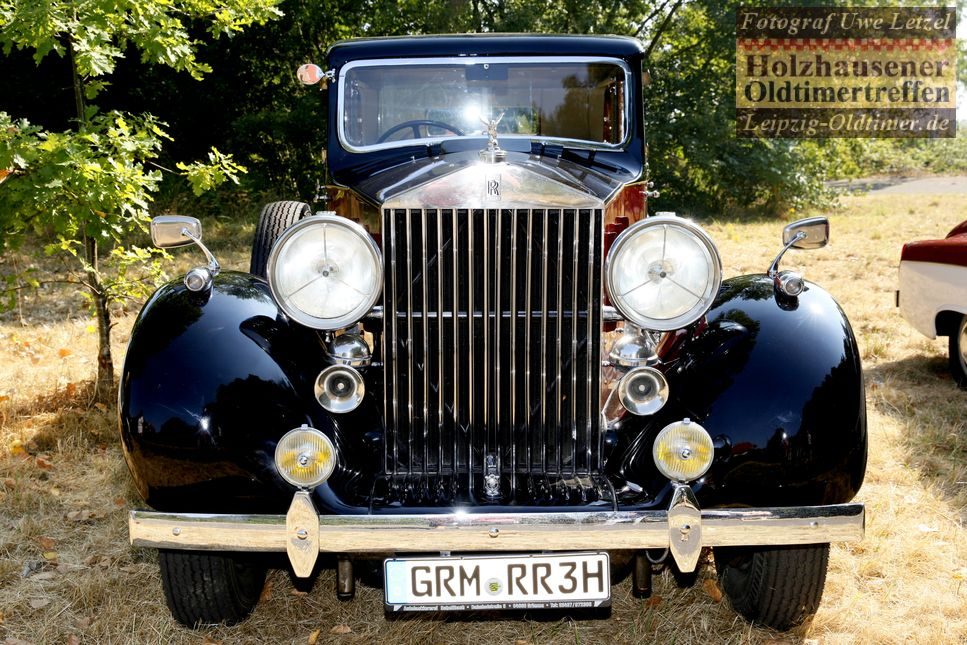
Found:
<box><xmin>485</xmin><ymin>173</ymin><xmax>501</xmax><ymax>201</ymax></box>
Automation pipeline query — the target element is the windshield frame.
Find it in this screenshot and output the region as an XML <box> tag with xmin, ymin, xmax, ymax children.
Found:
<box><xmin>336</xmin><ymin>56</ymin><xmax>634</xmax><ymax>154</ymax></box>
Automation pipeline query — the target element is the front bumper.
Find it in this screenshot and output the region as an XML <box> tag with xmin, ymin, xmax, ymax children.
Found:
<box><xmin>129</xmin><ymin>485</ymin><xmax>864</xmax><ymax>577</ymax></box>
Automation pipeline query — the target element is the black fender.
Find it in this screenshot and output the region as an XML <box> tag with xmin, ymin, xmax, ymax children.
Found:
<box><xmin>119</xmin><ymin>272</ymin><xmax>383</xmax><ymax>514</ymax></box>
<box><xmin>610</xmin><ymin>275</ymin><xmax>867</xmax><ymax>510</ymax></box>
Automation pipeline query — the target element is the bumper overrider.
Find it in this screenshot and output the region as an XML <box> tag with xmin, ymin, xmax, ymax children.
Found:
<box><xmin>129</xmin><ymin>484</ymin><xmax>864</xmax><ymax>577</ymax></box>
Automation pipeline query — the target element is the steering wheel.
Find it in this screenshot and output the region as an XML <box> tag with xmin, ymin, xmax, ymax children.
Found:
<box><xmin>376</xmin><ymin>119</ymin><xmax>465</xmax><ymax>143</ymax></box>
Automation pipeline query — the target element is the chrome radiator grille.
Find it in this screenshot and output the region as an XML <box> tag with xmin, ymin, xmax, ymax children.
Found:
<box><xmin>381</xmin><ymin>208</ymin><xmax>604</xmax><ymax>486</ymax></box>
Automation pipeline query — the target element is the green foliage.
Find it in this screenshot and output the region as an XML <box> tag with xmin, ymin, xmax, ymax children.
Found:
<box><xmin>0</xmin><ymin>0</ymin><xmax>282</xmax><ymax>305</ymax></box>
<box><xmin>644</xmin><ymin>1</ymin><xmax>834</xmax><ymax>216</ymax></box>
<box><xmin>816</xmin><ymin>132</ymin><xmax>967</xmax><ymax>179</ymax></box>
<box><xmin>0</xmin><ymin>0</ymin><xmax>282</xmax><ymax>83</ymax></box>
<box><xmin>0</xmin><ymin>0</ymin><xmax>282</xmax><ymax>398</ymax></box>
<box><xmin>0</xmin><ymin>111</ymin><xmax>163</xmax><ymax>249</ymax></box>
<box><xmin>177</xmin><ymin>148</ymin><xmax>246</xmax><ymax>196</ymax></box>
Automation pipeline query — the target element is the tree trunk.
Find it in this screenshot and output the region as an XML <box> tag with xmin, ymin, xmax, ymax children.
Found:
<box><xmin>70</xmin><ymin>39</ymin><xmax>114</xmax><ymax>403</ymax></box>
<box><xmin>85</xmin><ymin>235</ymin><xmax>115</xmax><ymax>403</ymax></box>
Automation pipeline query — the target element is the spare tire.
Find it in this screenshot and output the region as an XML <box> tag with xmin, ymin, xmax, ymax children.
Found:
<box><xmin>250</xmin><ymin>201</ymin><xmax>311</xmax><ymax>278</ymax></box>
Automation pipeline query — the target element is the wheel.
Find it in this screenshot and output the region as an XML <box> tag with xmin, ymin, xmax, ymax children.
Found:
<box><xmin>716</xmin><ymin>544</ymin><xmax>829</xmax><ymax>631</ymax></box>
<box><xmin>949</xmin><ymin>315</ymin><xmax>967</xmax><ymax>388</ymax></box>
<box><xmin>376</xmin><ymin>119</ymin><xmax>464</xmax><ymax>143</ymax></box>
<box><xmin>250</xmin><ymin>201</ymin><xmax>311</xmax><ymax>278</ymax></box>
<box><xmin>159</xmin><ymin>550</ymin><xmax>267</xmax><ymax>627</ymax></box>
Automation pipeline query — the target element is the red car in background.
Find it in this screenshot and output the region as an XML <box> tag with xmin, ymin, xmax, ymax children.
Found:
<box><xmin>898</xmin><ymin>220</ymin><xmax>967</xmax><ymax>387</ymax></box>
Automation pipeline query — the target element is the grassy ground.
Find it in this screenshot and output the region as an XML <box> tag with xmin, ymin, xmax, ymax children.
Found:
<box><xmin>1</xmin><ymin>191</ymin><xmax>966</xmax><ymax>644</ymax></box>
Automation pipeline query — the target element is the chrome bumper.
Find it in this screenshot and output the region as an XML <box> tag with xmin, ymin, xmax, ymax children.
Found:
<box><xmin>129</xmin><ymin>486</ymin><xmax>864</xmax><ymax>577</ymax></box>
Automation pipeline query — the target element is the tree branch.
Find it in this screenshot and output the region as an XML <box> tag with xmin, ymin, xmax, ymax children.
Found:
<box><xmin>643</xmin><ymin>0</ymin><xmax>684</xmax><ymax>62</ymax></box>
<box><xmin>635</xmin><ymin>0</ymin><xmax>672</xmax><ymax>38</ymax></box>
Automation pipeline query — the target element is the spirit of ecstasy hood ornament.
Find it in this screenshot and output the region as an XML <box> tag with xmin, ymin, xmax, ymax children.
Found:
<box><xmin>478</xmin><ymin>112</ymin><xmax>507</xmax><ymax>163</ymax></box>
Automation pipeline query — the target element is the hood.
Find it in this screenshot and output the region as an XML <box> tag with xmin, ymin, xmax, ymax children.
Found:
<box><xmin>357</xmin><ymin>150</ymin><xmax>625</xmax><ymax>209</ymax></box>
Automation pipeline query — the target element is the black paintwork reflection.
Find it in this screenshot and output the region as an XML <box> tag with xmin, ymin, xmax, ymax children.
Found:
<box><xmin>610</xmin><ymin>275</ymin><xmax>866</xmax><ymax>510</ymax></box>
<box><xmin>121</xmin><ymin>272</ymin><xmax>393</xmax><ymax>514</ymax></box>
<box><xmin>122</xmin><ymin>273</ymin><xmax>865</xmax><ymax>516</ymax></box>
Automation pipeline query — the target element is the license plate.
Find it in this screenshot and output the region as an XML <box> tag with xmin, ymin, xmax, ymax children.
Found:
<box><xmin>384</xmin><ymin>552</ymin><xmax>610</xmax><ymax>612</ymax></box>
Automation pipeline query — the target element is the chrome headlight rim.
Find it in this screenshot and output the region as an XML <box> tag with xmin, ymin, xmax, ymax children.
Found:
<box><xmin>267</xmin><ymin>214</ymin><xmax>383</xmax><ymax>331</ymax></box>
<box><xmin>605</xmin><ymin>215</ymin><xmax>722</xmax><ymax>332</ymax></box>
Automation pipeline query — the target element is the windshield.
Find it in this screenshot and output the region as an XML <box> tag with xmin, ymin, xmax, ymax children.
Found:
<box><xmin>338</xmin><ymin>57</ymin><xmax>629</xmax><ymax>152</ymax></box>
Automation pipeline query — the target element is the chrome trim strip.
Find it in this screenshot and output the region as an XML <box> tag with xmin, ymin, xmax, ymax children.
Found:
<box><xmin>555</xmin><ymin>210</ymin><xmax>564</xmax><ymax>474</ymax></box>
<box><xmin>484</xmin><ymin>208</ymin><xmax>490</xmax><ymax>464</ymax></box>
<box><xmin>437</xmin><ymin>210</ymin><xmax>444</xmax><ymax>473</ymax></box>
<box><xmin>540</xmin><ymin>211</ymin><xmax>549</xmax><ymax>472</ymax></box>
<box><xmin>421</xmin><ymin>208</ymin><xmax>430</xmax><ymax>472</ymax></box>
<box><xmin>586</xmin><ymin>210</ymin><xmax>595</xmax><ymax>471</ymax></box>
<box><xmin>382</xmin><ymin>213</ymin><xmax>389</xmax><ymax>473</ymax></box>
<box><xmin>468</xmin><ymin>209</ymin><xmax>475</xmax><ymax>490</ymax></box>
<box><xmin>509</xmin><ymin>209</ymin><xmax>518</xmax><ymax>489</ymax></box>
<box><xmin>389</xmin><ymin>210</ymin><xmax>399</xmax><ymax>476</ymax></box>
<box><xmin>571</xmin><ymin>210</ymin><xmax>579</xmax><ymax>477</ymax></box>
<box><xmin>336</xmin><ymin>57</ymin><xmax>635</xmax><ymax>154</ymax></box>
<box><xmin>524</xmin><ymin>210</ymin><xmax>533</xmax><ymax>472</ymax></box>
<box><xmin>406</xmin><ymin>209</ymin><xmax>415</xmax><ymax>475</ymax></box>
<box><xmin>494</xmin><ymin>208</ymin><xmax>502</xmax><ymax>473</ymax></box>
<box><xmin>452</xmin><ymin>209</ymin><xmax>460</xmax><ymax>473</ymax></box>
<box><xmin>130</xmin><ymin>503</ymin><xmax>865</xmax><ymax>554</ymax></box>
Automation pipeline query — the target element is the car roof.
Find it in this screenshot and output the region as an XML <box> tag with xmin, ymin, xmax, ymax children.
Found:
<box><xmin>327</xmin><ymin>34</ymin><xmax>645</xmax><ymax>67</ymax></box>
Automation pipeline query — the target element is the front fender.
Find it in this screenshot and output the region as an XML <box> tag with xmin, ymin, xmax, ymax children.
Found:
<box><xmin>612</xmin><ymin>274</ymin><xmax>867</xmax><ymax>509</ymax></box>
<box><xmin>118</xmin><ymin>272</ymin><xmax>382</xmax><ymax>514</ymax></box>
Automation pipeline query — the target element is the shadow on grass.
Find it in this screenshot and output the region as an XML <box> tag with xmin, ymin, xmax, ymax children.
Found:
<box><xmin>4</xmin><ymin>379</ymin><xmax>117</xmax><ymax>455</ymax></box>
<box><xmin>866</xmin><ymin>355</ymin><xmax>967</xmax><ymax>509</ymax></box>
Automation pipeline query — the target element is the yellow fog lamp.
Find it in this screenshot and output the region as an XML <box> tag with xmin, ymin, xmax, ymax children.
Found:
<box><xmin>653</xmin><ymin>418</ymin><xmax>714</xmax><ymax>482</ymax></box>
<box><xmin>275</xmin><ymin>425</ymin><xmax>336</xmax><ymax>489</ymax></box>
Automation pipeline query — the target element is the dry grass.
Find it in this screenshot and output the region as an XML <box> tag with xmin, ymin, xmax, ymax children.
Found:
<box><xmin>1</xmin><ymin>191</ymin><xmax>966</xmax><ymax>644</ymax></box>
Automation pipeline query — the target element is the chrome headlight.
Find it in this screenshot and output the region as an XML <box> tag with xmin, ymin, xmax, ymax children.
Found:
<box><xmin>267</xmin><ymin>215</ymin><xmax>382</xmax><ymax>330</ymax></box>
<box><xmin>606</xmin><ymin>215</ymin><xmax>722</xmax><ymax>331</ymax></box>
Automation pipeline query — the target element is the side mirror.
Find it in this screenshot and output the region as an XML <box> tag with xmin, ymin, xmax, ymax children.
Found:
<box><xmin>150</xmin><ymin>215</ymin><xmax>220</xmax><ymax>293</ymax></box>
<box><xmin>297</xmin><ymin>63</ymin><xmax>324</xmax><ymax>86</ymax></box>
<box><xmin>783</xmin><ymin>216</ymin><xmax>829</xmax><ymax>250</ymax></box>
<box><xmin>151</xmin><ymin>215</ymin><xmax>202</xmax><ymax>249</ymax></box>
<box><xmin>769</xmin><ymin>216</ymin><xmax>830</xmax><ymax>283</ymax></box>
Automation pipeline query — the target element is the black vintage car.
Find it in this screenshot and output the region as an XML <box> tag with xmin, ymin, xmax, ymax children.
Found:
<box><xmin>120</xmin><ymin>35</ymin><xmax>866</xmax><ymax>631</ymax></box>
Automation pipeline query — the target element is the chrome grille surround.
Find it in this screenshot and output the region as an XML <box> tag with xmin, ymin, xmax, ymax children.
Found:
<box><xmin>380</xmin><ymin>206</ymin><xmax>604</xmax><ymax>497</ymax></box>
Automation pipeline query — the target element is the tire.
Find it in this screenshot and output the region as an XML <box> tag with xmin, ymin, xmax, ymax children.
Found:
<box><xmin>716</xmin><ymin>544</ymin><xmax>829</xmax><ymax>631</ymax></box>
<box><xmin>250</xmin><ymin>201</ymin><xmax>311</xmax><ymax>278</ymax></box>
<box><xmin>949</xmin><ymin>315</ymin><xmax>967</xmax><ymax>388</ymax></box>
<box><xmin>159</xmin><ymin>550</ymin><xmax>267</xmax><ymax>628</ymax></box>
